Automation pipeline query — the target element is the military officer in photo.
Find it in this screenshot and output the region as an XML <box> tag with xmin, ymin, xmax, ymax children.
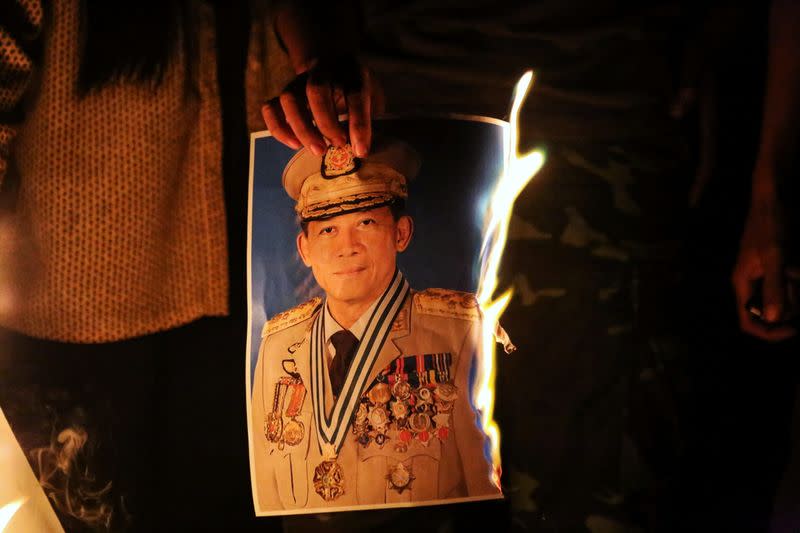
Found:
<box><xmin>250</xmin><ymin>139</ymin><xmax>504</xmax><ymax>513</ymax></box>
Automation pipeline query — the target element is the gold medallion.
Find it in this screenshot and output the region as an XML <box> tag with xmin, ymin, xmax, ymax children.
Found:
<box><xmin>392</xmin><ymin>380</ymin><xmax>412</xmax><ymax>400</ymax></box>
<box><xmin>313</xmin><ymin>459</ymin><xmax>345</xmax><ymax>501</ymax></box>
<box><xmin>282</xmin><ymin>418</ymin><xmax>305</xmax><ymax>446</ymax></box>
<box><xmin>367</xmin><ymin>382</ymin><xmax>392</xmax><ymax>405</ymax></box>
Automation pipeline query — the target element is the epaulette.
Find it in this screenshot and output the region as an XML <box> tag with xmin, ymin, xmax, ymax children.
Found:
<box><xmin>412</xmin><ymin>288</ymin><xmax>481</xmax><ymax>321</ymax></box>
<box><xmin>261</xmin><ymin>297</ymin><xmax>322</xmax><ymax>338</ymax></box>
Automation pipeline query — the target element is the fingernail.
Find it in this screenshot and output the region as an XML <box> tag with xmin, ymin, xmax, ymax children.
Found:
<box><xmin>354</xmin><ymin>142</ymin><xmax>367</xmax><ymax>157</ymax></box>
<box><xmin>311</xmin><ymin>144</ymin><xmax>325</xmax><ymax>156</ymax></box>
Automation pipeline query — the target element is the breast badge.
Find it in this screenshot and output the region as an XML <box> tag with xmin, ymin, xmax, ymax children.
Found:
<box><xmin>387</xmin><ymin>462</ymin><xmax>415</xmax><ymax>494</ymax></box>
<box><xmin>313</xmin><ymin>455</ymin><xmax>346</xmax><ymax>502</ymax></box>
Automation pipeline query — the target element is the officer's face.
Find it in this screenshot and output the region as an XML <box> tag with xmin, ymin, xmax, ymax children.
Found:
<box><xmin>297</xmin><ymin>207</ymin><xmax>413</xmax><ymax>310</ymax></box>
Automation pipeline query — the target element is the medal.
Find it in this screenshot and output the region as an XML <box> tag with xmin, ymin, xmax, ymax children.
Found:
<box><xmin>313</xmin><ymin>460</ymin><xmax>346</xmax><ymax>501</ymax></box>
<box><xmin>352</xmin><ymin>403</ymin><xmax>371</xmax><ymax>447</ymax></box>
<box><xmin>283</xmin><ymin>418</ymin><xmax>305</xmax><ymax>446</ymax></box>
<box><xmin>264</xmin><ymin>412</ymin><xmax>283</xmax><ymax>443</ymax></box>
<box><xmin>409</xmin><ymin>412</ymin><xmax>432</xmax><ymax>433</ymax></box>
<box><xmin>264</xmin><ymin>373</ymin><xmax>307</xmax><ymax>448</ymax></box>
<box><xmin>387</xmin><ymin>462</ymin><xmax>415</xmax><ymax>494</ymax></box>
<box><xmin>390</xmin><ymin>400</ymin><xmax>409</xmax><ymax>420</ymax></box>
<box><xmin>367</xmin><ymin>382</ymin><xmax>392</xmax><ymax>405</ymax></box>
<box><xmin>264</xmin><ymin>377</ymin><xmax>288</xmax><ymax>443</ymax></box>
<box><xmin>391</xmin><ymin>380</ymin><xmax>411</xmax><ymax>401</ymax></box>
<box><xmin>433</xmin><ymin>412</ymin><xmax>450</xmax><ymax>428</ymax></box>
<box><xmin>368</xmin><ymin>405</ymin><xmax>390</xmax><ymax>430</ymax></box>
<box><xmin>354</xmin><ymin>402</ymin><xmax>369</xmax><ymax>424</ymax></box>
<box><xmin>314</xmin><ymin>444</ymin><xmax>346</xmax><ymax>501</ymax></box>
<box><xmin>285</xmin><ymin>382</ymin><xmax>306</xmax><ymax>417</ymax></box>
<box><xmin>417</xmin><ymin>387</ymin><xmax>432</xmax><ymax>404</ymax></box>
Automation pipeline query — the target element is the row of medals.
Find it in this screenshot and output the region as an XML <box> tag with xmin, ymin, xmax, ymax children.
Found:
<box><xmin>352</xmin><ymin>378</ymin><xmax>459</xmax><ymax>494</ymax></box>
<box><xmin>264</xmin><ymin>376</ymin><xmax>305</xmax><ymax>449</ymax></box>
<box><xmin>264</xmin><ymin>375</ymin><xmax>459</xmax><ymax>500</ymax></box>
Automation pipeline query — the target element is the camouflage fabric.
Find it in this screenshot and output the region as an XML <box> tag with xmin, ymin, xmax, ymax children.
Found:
<box><xmin>496</xmin><ymin>140</ymin><xmax>690</xmax><ymax>532</ymax></box>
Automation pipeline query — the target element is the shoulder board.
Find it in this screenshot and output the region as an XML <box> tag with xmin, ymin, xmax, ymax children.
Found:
<box><xmin>412</xmin><ymin>289</ymin><xmax>481</xmax><ymax>321</ymax></box>
<box><xmin>261</xmin><ymin>297</ymin><xmax>322</xmax><ymax>338</ymax></box>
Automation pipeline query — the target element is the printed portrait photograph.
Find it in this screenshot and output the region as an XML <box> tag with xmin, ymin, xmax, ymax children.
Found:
<box><xmin>246</xmin><ymin>116</ymin><xmax>509</xmax><ymax>516</ymax></box>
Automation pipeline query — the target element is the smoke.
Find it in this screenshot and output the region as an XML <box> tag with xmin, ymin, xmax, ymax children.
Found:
<box><xmin>28</xmin><ymin>426</ymin><xmax>119</xmax><ymax>531</ymax></box>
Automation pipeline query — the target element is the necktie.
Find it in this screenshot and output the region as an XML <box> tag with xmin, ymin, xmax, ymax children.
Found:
<box><xmin>329</xmin><ymin>330</ymin><xmax>359</xmax><ymax>398</ymax></box>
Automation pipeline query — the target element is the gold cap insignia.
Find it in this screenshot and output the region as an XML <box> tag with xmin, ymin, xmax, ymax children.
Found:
<box><xmin>321</xmin><ymin>144</ymin><xmax>360</xmax><ymax>178</ymax></box>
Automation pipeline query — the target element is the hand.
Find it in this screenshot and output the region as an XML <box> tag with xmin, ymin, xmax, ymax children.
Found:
<box><xmin>731</xmin><ymin>175</ymin><xmax>796</xmax><ymax>341</ymax></box>
<box><xmin>261</xmin><ymin>56</ymin><xmax>384</xmax><ymax>157</ymax></box>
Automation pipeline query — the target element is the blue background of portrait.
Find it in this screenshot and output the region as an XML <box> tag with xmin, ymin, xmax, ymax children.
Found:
<box><xmin>248</xmin><ymin>116</ymin><xmax>506</xmax><ymax>385</ymax></box>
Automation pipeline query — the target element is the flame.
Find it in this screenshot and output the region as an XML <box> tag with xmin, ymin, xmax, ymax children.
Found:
<box><xmin>0</xmin><ymin>498</ymin><xmax>26</xmax><ymax>532</ymax></box>
<box><xmin>474</xmin><ymin>71</ymin><xmax>545</xmax><ymax>489</ymax></box>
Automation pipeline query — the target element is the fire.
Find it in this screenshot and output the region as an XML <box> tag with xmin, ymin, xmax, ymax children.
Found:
<box><xmin>474</xmin><ymin>71</ymin><xmax>545</xmax><ymax>489</ymax></box>
<box><xmin>0</xmin><ymin>498</ymin><xmax>26</xmax><ymax>533</ymax></box>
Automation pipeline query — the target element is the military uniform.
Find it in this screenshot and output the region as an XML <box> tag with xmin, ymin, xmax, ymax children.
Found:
<box><xmin>251</xmin><ymin>284</ymin><xmax>502</xmax><ymax>512</ymax></box>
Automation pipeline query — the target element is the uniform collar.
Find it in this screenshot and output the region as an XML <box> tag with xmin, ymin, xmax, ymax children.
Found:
<box><xmin>323</xmin><ymin>293</ymin><xmax>382</xmax><ymax>346</ymax></box>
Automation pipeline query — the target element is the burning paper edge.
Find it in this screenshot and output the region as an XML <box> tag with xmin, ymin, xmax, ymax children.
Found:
<box><xmin>0</xmin><ymin>408</ymin><xmax>64</xmax><ymax>533</ymax></box>
<box><xmin>474</xmin><ymin>71</ymin><xmax>545</xmax><ymax>490</ymax></box>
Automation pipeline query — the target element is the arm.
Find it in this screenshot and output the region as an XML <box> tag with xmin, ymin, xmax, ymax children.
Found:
<box><xmin>731</xmin><ymin>0</ymin><xmax>800</xmax><ymax>341</ymax></box>
<box><xmin>0</xmin><ymin>0</ymin><xmax>43</xmax><ymax>191</ymax></box>
<box><xmin>262</xmin><ymin>1</ymin><xmax>382</xmax><ymax>157</ymax></box>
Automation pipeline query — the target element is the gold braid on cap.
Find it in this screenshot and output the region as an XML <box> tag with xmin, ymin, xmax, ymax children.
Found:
<box><xmin>301</xmin><ymin>193</ymin><xmax>398</xmax><ymax>221</ymax></box>
<box><xmin>297</xmin><ymin>160</ymin><xmax>408</xmax><ymax>222</ymax></box>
